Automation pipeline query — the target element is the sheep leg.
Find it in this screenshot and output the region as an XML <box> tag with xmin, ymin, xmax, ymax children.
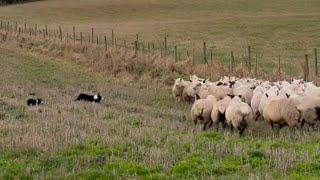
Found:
<box><xmin>269</xmin><ymin>122</ymin><xmax>274</xmax><ymax>129</ymax></box>
<box><xmin>238</xmin><ymin>119</ymin><xmax>247</xmax><ymax>136</ymax></box>
<box><xmin>230</xmin><ymin>125</ymin><xmax>234</xmax><ymax>132</ymax></box>
<box><xmin>300</xmin><ymin>119</ymin><xmax>305</xmax><ymax>128</ymax></box>
<box><xmin>255</xmin><ymin>112</ymin><xmax>260</xmax><ymax>121</ymax></box>
<box><xmin>207</xmin><ymin>120</ymin><xmax>213</xmax><ymax>129</ymax></box>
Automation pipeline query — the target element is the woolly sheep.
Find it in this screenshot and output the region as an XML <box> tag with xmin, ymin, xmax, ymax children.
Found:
<box><xmin>296</xmin><ymin>96</ymin><xmax>320</xmax><ymax>128</ymax></box>
<box><xmin>251</xmin><ymin>86</ymin><xmax>267</xmax><ymax>121</ymax></box>
<box><xmin>207</xmin><ymin>82</ymin><xmax>234</xmax><ymax>100</ymax></box>
<box><xmin>182</xmin><ymin>82</ymin><xmax>202</xmax><ymax>103</ymax></box>
<box><xmin>233</xmin><ymin>84</ymin><xmax>254</xmax><ymax>105</ymax></box>
<box><xmin>258</xmin><ymin>86</ymin><xmax>279</xmax><ymax>116</ymax></box>
<box><xmin>172</xmin><ymin>78</ymin><xmax>191</xmax><ymax>101</ymax></box>
<box><xmin>263</xmin><ymin>96</ymin><xmax>301</xmax><ymax>129</ymax></box>
<box><xmin>211</xmin><ymin>96</ymin><xmax>233</xmax><ymax>130</ymax></box>
<box><xmin>225</xmin><ymin>97</ymin><xmax>253</xmax><ymax>136</ymax></box>
<box><xmin>191</xmin><ymin>95</ymin><xmax>217</xmax><ymax>130</ymax></box>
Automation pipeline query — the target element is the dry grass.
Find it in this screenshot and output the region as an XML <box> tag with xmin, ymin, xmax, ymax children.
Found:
<box><xmin>0</xmin><ymin>32</ymin><xmax>320</xmax><ymax>178</ymax></box>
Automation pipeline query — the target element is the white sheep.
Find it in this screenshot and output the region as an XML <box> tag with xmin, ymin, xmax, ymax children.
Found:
<box><xmin>225</xmin><ymin>97</ymin><xmax>253</xmax><ymax>136</ymax></box>
<box><xmin>263</xmin><ymin>95</ymin><xmax>301</xmax><ymax>129</ymax></box>
<box><xmin>233</xmin><ymin>84</ymin><xmax>254</xmax><ymax>104</ymax></box>
<box><xmin>251</xmin><ymin>86</ymin><xmax>267</xmax><ymax>121</ymax></box>
<box><xmin>211</xmin><ymin>96</ymin><xmax>233</xmax><ymax>130</ymax></box>
<box><xmin>172</xmin><ymin>78</ymin><xmax>191</xmax><ymax>101</ymax></box>
<box><xmin>258</xmin><ymin>86</ymin><xmax>279</xmax><ymax>116</ymax></box>
<box><xmin>207</xmin><ymin>82</ymin><xmax>234</xmax><ymax>100</ymax></box>
<box><xmin>296</xmin><ymin>96</ymin><xmax>320</xmax><ymax>128</ymax></box>
<box><xmin>191</xmin><ymin>95</ymin><xmax>217</xmax><ymax>130</ymax></box>
<box><xmin>182</xmin><ymin>82</ymin><xmax>202</xmax><ymax>103</ymax></box>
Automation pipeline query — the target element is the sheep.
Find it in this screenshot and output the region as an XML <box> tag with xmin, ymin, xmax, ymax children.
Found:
<box><xmin>225</xmin><ymin>97</ymin><xmax>253</xmax><ymax>136</ymax></box>
<box><xmin>207</xmin><ymin>82</ymin><xmax>234</xmax><ymax>100</ymax></box>
<box><xmin>258</xmin><ymin>86</ymin><xmax>279</xmax><ymax>116</ymax></box>
<box><xmin>191</xmin><ymin>95</ymin><xmax>217</xmax><ymax>130</ymax></box>
<box><xmin>263</xmin><ymin>95</ymin><xmax>301</xmax><ymax>129</ymax></box>
<box><xmin>172</xmin><ymin>78</ymin><xmax>191</xmax><ymax>101</ymax></box>
<box><xmin>182</xmin><ymin>82</ymin><xmax>202</xmax><ymax>103</ymax></box>
<box><xmin>211</xmin><ymin>96</ymin><xmax>233</xmax><ymax>130</ymax></box>
<box><xmin>233</xmin><ymin>84</ymin><xmax>254</xmax><ymax>105</ymax></box>
<box><xmin>251</xmin><ymin>86</ymin><xmax>267</xmax><ymax>121</ymax></box>
<box><xmin>296</xmin><ymin>96</ymin><xmax>320</xmax><ymax>128</ymax></box>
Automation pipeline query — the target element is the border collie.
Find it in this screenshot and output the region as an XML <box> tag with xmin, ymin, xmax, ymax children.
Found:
<box><xmin>27</xmin><ymin>98</ymin><xmax>42</xmax><ymax>106</ymax></box>
<box><xmin>75</xmin><ymin>93</ymin><xmax>103</xmax><ymax>103</ymax></box>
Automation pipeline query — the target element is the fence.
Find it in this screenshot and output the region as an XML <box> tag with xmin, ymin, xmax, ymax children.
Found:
<box><xmin>0</xmin><ymin>20</ymin><xmax>318</xmax><ymax>80</ymax></box>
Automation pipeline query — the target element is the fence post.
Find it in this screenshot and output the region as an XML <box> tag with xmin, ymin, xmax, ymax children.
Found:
<box><xmin>45</xmin><ymin>25</ymin><xmax>48</xmax><ymax>36</ymax></box>
<box><xmin>231</xmin><ymin>51</ymin><xmax>235</xmax><ymax>74</ymax></box>
<box><xmin>18</xmin><ymin>27</ymin><xmax>21</xmax><ymax>36</ymax></box>
<box><xmin>248</xmin><ymin>46</ymin><xmax>251</xmax><ymax>74</ymax></box>
<box><xmin>15</xmin><ymin>22</ymin><xmax>17</xmax><ymax>32</ymax></box>
<box><xmin>203</xmin><ymin>42</ymin><xmax>207</xmax><ymax>64</ymax></box>
<box><xmin>0</xmin><ymin>20</ymin><xmax>2</xmax><ymax>29</ymax></box>
<box><xmin>96</xmin><ymin>36</ymin><xmax>99</xmax><ymax>45</ymax></box>
<box><xmin>164</xmin><ymin>36</ymin><xmax>167</xmax><ymax>56</ymax></box>
<box><xmin>278</xmin><ymin>54</ymin><xmax>281</xmax><ymax>76</ymax></box>
<box><xmin>73</xmin><ymin>26</ymin><xmax>76</xmax><ymax>43</ymax></box>
<box><xmin>34</xmin><ymin>24</ymin><xmax>37</xmax><ymax>36</ymax></box>
<box><xmin>255</xmin><ymin>53</ymin><xmax>258</xmax><ymax>76</ymax></box>
<box><xmin>314</xmin><ymin>48</ymin><xmax>318</xmax><ymax>76</ymax></box>
<box><xmin>80</xmin><ymin>32</ymin><xmax>83</xmax><ymax>45</ymax></box>
<box><xmin>192</xmin><ymin>48</ymin><xmax>195</xmax><ymax>66</ymax></box>
<box><xmin>104</xmin><ymin>36</ymin><xmax>107</xmax><ymax>50</ymax></box>
<box><xmin>134</xmin><ymin>40</ymin><xmax>138</xmax><ymax>57</ymax></box>
<box><xmin>24</xmin><ymin>23</ymin><xmax>26</xmax><ymax>33</ymax></box>
<box><xmin>91</xmin><ymin>27</ymin><xmax>94</xmax><ymax>44</ymax></box>
<box><xmin>124</xmin><ymin>40</ymin><xmax>127</xmax><ymax>58</ymax></box>
<box><xmin>174</xmin><ymin>45</ymin><xmax>178</xmax><ymax>61</ymax></box>
<box><xmin>111</xmin><ymin>29</ymin><xmax>114</xmax><ymax>46</ymax></box>
<box><xmin>210</xmin><ymin>49</ymin><xmax>213</xmax><ymax>66</ymax></box>
<box><xmin>304</xmin><ymin>54</ymin><xmax>310</xmax><ymax>81</ymax></box>
<box><xmin>59</xmin><ymin>26</ymin><xmax>62</xmax><ymax>41</ymax></box>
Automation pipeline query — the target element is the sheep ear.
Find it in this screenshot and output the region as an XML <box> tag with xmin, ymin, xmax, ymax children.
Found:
<box><xmin>265</xmin><ymin>93</ymin><xmax>269</xmax><ymax>98</ymax></box>
<box><xmin>285</xmin><ymin>93</ymin><xmax>290</xmax><ymax>98</ymax></box>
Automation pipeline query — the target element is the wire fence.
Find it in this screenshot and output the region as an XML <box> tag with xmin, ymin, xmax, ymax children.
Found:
<box><xmin>0</xmin><ymin>20</ymin><xmax>319</xmax><ymax>80</ymax></box>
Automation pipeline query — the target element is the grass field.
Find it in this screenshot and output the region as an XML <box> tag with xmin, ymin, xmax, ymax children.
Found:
<box><xmin>1</xmin><ymin>0</ymin><xmax>320</xmax><ymax>52</ymax></box>
<box><xmin>0</xmin><ymin>43</ymin><xmax>320</xmax><ymax>178</ymax></box>
<box><xmin>1</xmin><ymin>0</ymin><xmax>320</xmax><ymax>178</ymax></box>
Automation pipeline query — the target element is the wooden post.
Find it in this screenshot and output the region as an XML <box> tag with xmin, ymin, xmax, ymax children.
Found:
<box><xmin>304</xmin><ymin>54</ymin><xmax>310</xmax><ymax>81</ymax></box>
<box><xmin>80</xmin><ymin>32</ymin><xmax>83</xmax><ymax>45</ymax></box>
<box><xmin>192</xmin><ymin>48</ymin><xmax>195</xmax><ymax>65</ymax></box>
<box><xmin>174</xmin><ymin>45</ymin><xmax>178</xmax><ymax>61</ymax></box>
<box><xmin>147</xmin><ymin>43</ymin><xmax>150</xmax><ymax>55</ymax></box>
<box><xmin>134</xmin><ymin>40</ymin><xmax>138</xmax><ymax>57</ymax></box>
<box><xmin>248</xmin><ymin>46</ymin><xmax>251</xmax><ymax>73</ymax></box>
<box><xmin>24</xmin><ymin>23</ymin><xmax>26</xmax><ymax>33</ymax></box>
<box><xmin>124</xmin><ymin>40</ymin><xmax>127</xmax><ymax>57</ymax></box>
<box><xmin>59</xmin><ymin>26</ymin><xmax>62</xmax><ymax>41</ymax></box>
<box><xmin>91</xmin><ymin>27</ymin><xmax>94</xmax><ymax>44</ymax></box>
<box><xmin>203</xmin><ymin>42</ymin><xmax>207</xmax><ymax>64</ymax></box>
<box><xmin>111</xmin><ymin>29</ymin><xmax>114</xmax><ymax>46</ymax></box>
<box><xmin>104</xmin><ymin>36</ymin><xmax>107</xmax><ymax>50</ymax></box>
<box><xmin>314</xmin><ymin>48</ymin><xmax>318</xmax><ymax>76</ymax></box>
<box><xmin>15</xmin><ymin>22</ymin><xmax>17</xmax><ymax>32</ymax></box>
<box><xmin>18</xmin><ymin>27</ymin><xmax>21</xmax><ymax>36</ymax></box>
<box><xmin>0</xmin><ymin>20</ymin><xmax>2</xmax><ymax>29</ymax></box>
<box><xmin>45</xmin><ymin>25</ymin><xmax>48</xmax><ymax>36</ymax></box>
<box><xmin>34</xmin><ymin>24</ymin><xmax>37</xmax><ymax>36</ymax></box>
<box><xmin>210</xmin><ymin>49</ymin><xmax>213</xmax><ymax>66</ymax></box>
<box><xmin>164</xmin><ymin>36</ymin><xmax>167</xmax><ymax>55</ymax></box>
<box><xmin>255</xmin><ymin>53</ymin><xmax>258</xmax><ymax>76</ymax></box>
<box><xmin>278</xmin><ymin>54</ymin><xmax>281</xmax><ymax>76</ymax></box>
<box><xmin>73</xmin><ymin>26</ymin><xmax>76</xmax><ymax>43</ymax></box>
<box><xmin>43</xmin><ymin>29</ymin><xmax>45</xmax><ymax>38</ymax></box>
<box><xmin>96</xmin><ymin>36</ymin><xmax>99</xmax><ymax>45</ymax></box>
<box><xmin>231</xmin><ymin>51</ymin><xmax>235</xmax><ymax>74</ymax></box>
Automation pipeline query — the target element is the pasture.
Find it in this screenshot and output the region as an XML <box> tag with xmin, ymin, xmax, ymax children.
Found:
<box><xmin>0</xmin><ymin>0</ymin><xmax>320</xmax><ymax>179</ymax></box>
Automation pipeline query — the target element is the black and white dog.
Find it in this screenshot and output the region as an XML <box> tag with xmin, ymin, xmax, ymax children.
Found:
<box><xmin>27</xmin><ymin>98</ymin><xmax>43</xmax><ymax>106</ymax></box>
<box><xmin>75</xmin><ymin>93</ymin><xmax>103</xmax><ymax>103</ymax></box>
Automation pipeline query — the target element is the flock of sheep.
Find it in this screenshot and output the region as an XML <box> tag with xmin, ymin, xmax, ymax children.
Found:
<box><xmin>172</xmin><ymin>75</ymin><xmax>320</xmax><ymax>136</ymax></box>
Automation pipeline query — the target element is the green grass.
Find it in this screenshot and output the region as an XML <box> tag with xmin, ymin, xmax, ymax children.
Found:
<box><xmin>0</xmin><ymin>21</ymin><xmax>320</xmax><ymax>179</ymax></box>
